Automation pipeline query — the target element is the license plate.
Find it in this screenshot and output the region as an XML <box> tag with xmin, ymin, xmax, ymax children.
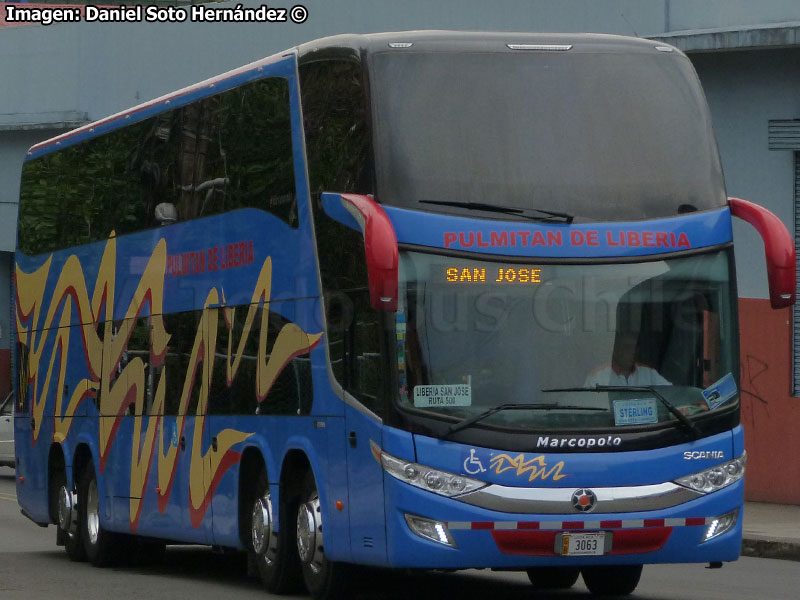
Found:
<box><xmin>559</xmin><ymin>532</ymin><xmax>606</xmax><ymax>556</ymax></box>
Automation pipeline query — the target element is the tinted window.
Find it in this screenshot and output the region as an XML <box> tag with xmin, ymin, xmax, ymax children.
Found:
<box><xmin>185</xmin><ymin>78</ymin><xmax>297</xmax><ymax>226</ymax></box>
<box><xmin>162</xmin><ymin>310</ymin><xmax>203</xmax><ymax>416</ymax></box>
<box><xmin>18</xmin><ymin>77</ymin><xmax>296</xmax><ymax>256</ymax></box>
<box><xmin>300</xmin><ymin>59</ymin><xmax>373</xmax><ymax>196</ymax></box>
<box><xmin>18</xmin><ymin>119</ymin><xmax>163</xmax><ymax>255</ymax></box>
<box><xmin>209</xmin><ymin>303</ymin><xmax>312</xmax><ymax>416</ymax></box>
<box><xmin>370</xmin><ymin>51</ymin><xmax>725</xmax><ymax>221</ymax></box>
<box><xmin>301</xmin><ymin>58</ymin><xmax>389</xmax><ymax>416</ymax></box>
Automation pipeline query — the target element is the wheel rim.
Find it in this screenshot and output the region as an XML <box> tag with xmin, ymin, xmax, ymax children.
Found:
<box><xmin>86</xmin><ymin>477</ymin><xmax>100</xmax><ymax>545</ymax></box>
<box><xmin>296</xmin><ymin>494</ymin><xmax>324</xmax><ymax>574</ymax></box>
<box><xmin>251</xmin><ymin>495</ymin><xmax>272</xmax><ymax>556</ymax></box>
<box><xmin>57</xmin><ymin>485</ymin><xmax>73</xmax><ymax>531</ymax></box>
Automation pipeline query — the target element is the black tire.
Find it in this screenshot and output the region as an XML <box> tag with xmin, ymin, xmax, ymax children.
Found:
<box><xmin>247</xmin><ymin>468</ymin><xmax>302</xmax><ymax>593</ymax></box>
<box><xmin>297</xmin><ymin>471</ymin><xmax>354</xmax><ymax>600</ymax></box>
<box><xmin>62</xmin><ymin>512</ymin><xmax>86</xmax><ymax>561</ymax></box>
<box><xmin>52</xmin><ymin>470</ymin><xmax>85</xmax><ymax>562</ymax></box>
<box><xmin>581</xmin><ymin>565</ymin><xmax>643</xmax><ymax>596</ymax></box>
<box><xmin>79</xmin><ymin>461</ymin><xmax>124</xmax><ymax>567</ymax></box>
<box><xmin>526</xmin><ymin>567</ymin><xmax>580</xmax><ymax>589</ymax></box>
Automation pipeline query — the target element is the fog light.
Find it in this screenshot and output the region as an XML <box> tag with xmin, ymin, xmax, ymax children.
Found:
<box><xmin>405</xmin><ymin>514</ymin><xmax>456</xmax><ymax>547</ymax></box>
<box><xmin>703</xmin><ymin>509</ymin><xmax>739</xmax><ymax>542</ymax></box>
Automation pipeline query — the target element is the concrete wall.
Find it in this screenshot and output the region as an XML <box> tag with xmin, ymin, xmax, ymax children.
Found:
<box><xmin>692</xmin><ymin>48</ymin><xmax>800</xmax><ymax>300</ymax></box>
<box><xmin>0</xmin><ymin>129</ymin><xmax>64</xmax><ymax>250</ymax></box>
<box><xmin>0</xmin><ymin>128</ymin><xmax>63</xmax><ymax>393</ymax></box>
<box><xmin>689</xmin><ymin>49</ymin><xmax>800</xmax><ymax>503</ymax></box>
<box><xmin>668</xmin><ymin>0</ymin><xmax>800</xmax><ymax>32</ymax></box>
<box><xmin>0</xmin><ymin>252</ymin><xmax>9</xmax><ymax>397</ymax></box>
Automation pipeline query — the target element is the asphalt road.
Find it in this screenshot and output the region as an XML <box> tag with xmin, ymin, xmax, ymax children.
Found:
<box><xmin>1</xmin><ymin>466</ymin><xmax>798</xmax><ymax>600</ymax></box>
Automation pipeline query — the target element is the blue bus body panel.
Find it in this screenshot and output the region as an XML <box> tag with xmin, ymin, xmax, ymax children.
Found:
<box><xmin>16</xmin><ymin>209</ymin><xmax>320</xmax><ymax>319</ymax></box>
<box><xmin>383</xmin><ymin>206</ymin><xmax>733</xmax><ymax>258</ymax></box>
<box><xmin>12</xmin><ymin>52</ymin><xmax>355</xmax><ymax>546</ymax></box>
<box><xmin>14</xmin><ymin>202</ymin><xmax>330</xmax><ymax>537</ymax></box>
<box><xmin>381</xmin><ymin>425</ymin><xmax>744</xmax><ymax>568</ymax></box>
<box><xmin>412</xmin><ymin>428</ymin><xmax>736</xmax><ymax>488</ymax></box>
<box><xmin>385</xmin><ymin>474</ymin><xmax>743</xmax><ymax>568</ymax></box>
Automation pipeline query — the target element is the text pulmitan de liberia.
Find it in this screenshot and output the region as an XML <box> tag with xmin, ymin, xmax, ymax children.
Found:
<box><xmin>443</xmin><ymin>230</ymin><xmax>692</xmax><ymax>249</ymax></box>
<box><xmin>166</xmin><ymin>240</ymin><xmax>255</xmax><ymax>277</ymax></box>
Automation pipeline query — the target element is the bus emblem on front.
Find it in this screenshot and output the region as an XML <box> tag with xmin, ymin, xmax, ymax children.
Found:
<box><xmin>571</xmin><ymin>488</ymin><xmax>597</xmax><ymax>512</ymax></box>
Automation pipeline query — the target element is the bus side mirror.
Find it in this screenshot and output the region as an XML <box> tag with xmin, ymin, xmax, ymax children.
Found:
<box><xmin>729</xmin><ymin>197</ymin><xmax>796</xmax><ymax>309</ymax></box>
<box><xmin>320</xmin><ymin>193</ymin><xmax>398</xmax><ymax>311</ymax></box>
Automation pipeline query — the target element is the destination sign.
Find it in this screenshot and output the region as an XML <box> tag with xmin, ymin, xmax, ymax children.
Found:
<box><xmin>444</xmin><ymin>266</ymin><xmax>542</xmax><ymax>284</ymax></box>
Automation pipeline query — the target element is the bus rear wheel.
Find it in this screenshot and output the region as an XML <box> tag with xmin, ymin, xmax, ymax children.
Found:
<box><xmin>79</xmin><ymin>461</ymin><xmax>124</xmax><ymax>567</ymax></box>
<box><xmin>581</xmin><ymin>565</ymin><xmax>643</xmax><ymax>596</ymax></box>
<box><xmin>248</xmin><ymin>469</ymin><xmax>302</xmax><ymax>593</ymax></box>
<box><xmin>296</xmin><ymin>472</ymin><xmax>352</xmax><ymax>600</ymax></box>
<box><xmin>53</xmin><ymin>469</ymin><xmax>85</xmax><ymax>562</ymax></box>
<box><xmin>526</xmin><ymin>567</ymin><xmax>580</xmax><ymax>589</ymax></box>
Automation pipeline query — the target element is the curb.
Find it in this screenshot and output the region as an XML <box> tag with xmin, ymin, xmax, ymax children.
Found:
<box><xmin>742</xmin><ymin>538</ymin><xmax>800</xmax><ymax>562</ymax></box>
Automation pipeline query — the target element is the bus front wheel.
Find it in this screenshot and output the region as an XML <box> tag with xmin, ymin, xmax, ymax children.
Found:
<box><xmin>581</xmin><ymin>565</ymin><xmax>643</xmax><ymax>596</ymax></box>
<box><xmin>296</xmin><ymin>472</ymin><xmax>352</xmax><ymax>600</ymax></box>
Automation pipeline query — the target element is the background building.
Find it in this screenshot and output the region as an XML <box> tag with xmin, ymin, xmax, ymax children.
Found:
<box><xmin>2</xmin><ymin>0</ymin><xmax>799</xmax><ymax>503</ymax></box>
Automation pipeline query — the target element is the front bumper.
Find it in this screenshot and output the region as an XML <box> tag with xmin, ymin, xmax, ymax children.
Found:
<box><xmin>385</xmin><ymin>474</ymin><xmax>743</xmax><ymax>568</ymax></box>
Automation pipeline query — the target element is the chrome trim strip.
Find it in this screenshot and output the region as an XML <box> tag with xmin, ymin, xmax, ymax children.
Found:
<box><xmin>456</xmin><ymin>481</ymin><xmax>702</xmax><ymax>514</ymax></box>
<box><xmin>506</xmin><ymin>43</ymin><xmax>573</xmax><ymax>51</ymax></box>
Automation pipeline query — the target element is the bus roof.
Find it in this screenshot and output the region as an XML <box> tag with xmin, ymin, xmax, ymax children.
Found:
<box><xmin>297</xmin><ymin>30</ymin><xmax>677</xmax><ymax>60</ymax></box>
<box><xmin>26</xmin><ymin>50</ymin><xmax>292</xmax><ymax>159</ymax></box>
<box><xmin>27</xmin><ymin>31</ymin><xmax>679</xmax><ymax>159</ymax></box>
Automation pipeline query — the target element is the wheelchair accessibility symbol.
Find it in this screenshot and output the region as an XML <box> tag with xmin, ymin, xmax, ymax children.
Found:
<box><xmin>463</xmin><ymin>449</ymin><xmax>486</xmax><ymax>475</ymax></box>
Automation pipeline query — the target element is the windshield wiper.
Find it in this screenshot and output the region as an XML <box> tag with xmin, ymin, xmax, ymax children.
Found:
<box><xmin>541</xmin><ymin>385</ymin><xmax>701</xmax><ymax>440</ymax></box>
<box><xmin>444</xmin><ymin>402</ymin><xmax>606</xmax><ymax>437</ymax></box>
<box><xmin>419</xmin><ymin>200</ymin><xmax>574</xmax><ymax>224</ymax></box>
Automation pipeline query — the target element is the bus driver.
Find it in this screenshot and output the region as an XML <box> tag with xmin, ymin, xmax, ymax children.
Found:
<box><xmin>584</xmin><ymin>330</ymin><xmax>671</xmax><ymax>387</ymax></box>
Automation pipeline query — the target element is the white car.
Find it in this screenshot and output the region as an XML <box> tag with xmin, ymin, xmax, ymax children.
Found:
<box><xmin>0</xmin><ymin>393</ymin><xmax>14</xmax><ymax>468</ymax></box>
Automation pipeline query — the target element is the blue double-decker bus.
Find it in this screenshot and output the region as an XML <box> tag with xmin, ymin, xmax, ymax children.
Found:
<box><xmin>13</xmin><ymin>32</ymin><xmax>796</xmax><ymax>598</ymax></box>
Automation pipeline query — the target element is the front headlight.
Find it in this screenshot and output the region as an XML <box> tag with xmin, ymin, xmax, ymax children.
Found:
<box><xmin>377</xmin><ymin>447</ymin><xmax>488</xmax><ymax>497</ymax></box>
<box><xmin>674</xmin><ymin>453</ymin><xmax>746</xmax><ymax>494</ymax></box>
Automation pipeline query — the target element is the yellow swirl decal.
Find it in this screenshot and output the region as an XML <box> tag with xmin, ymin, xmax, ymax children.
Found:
<box><xmin>489</xmin><ymin>453</ymin><xmax>568</xmax><ymax>482</ymax></box>
<box><xmin>16</xmin><ymin>236</ymin><xmax>322</xmax><ymax>531</ymax></box>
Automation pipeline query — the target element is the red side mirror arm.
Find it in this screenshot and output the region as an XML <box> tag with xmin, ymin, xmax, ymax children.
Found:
<box><xmin>729</xmin><ymin>197</ymin><xmax>795</xmax><ymax>309</ymax></box>
<box><xmin>339</xmin><ymin>194</ymin><xmax>399</xmax><ymax>311</ymax></box>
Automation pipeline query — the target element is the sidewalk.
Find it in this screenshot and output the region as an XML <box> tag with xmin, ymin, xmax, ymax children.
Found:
<box><xmin>742</xmin><ymin>501</ymin><xmax>800</xmax><ymax>561</ymax></box>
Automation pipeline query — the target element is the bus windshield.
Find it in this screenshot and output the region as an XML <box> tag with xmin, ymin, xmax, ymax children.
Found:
<box><xmin>370</xmin><ymin>50</ymin><xmax>726</xmax><ymax>221</ymax></box>
<box><xmin>395</xmin><ymin>249</ymin><xmax>738</xmax><ymax>431</ymax></box>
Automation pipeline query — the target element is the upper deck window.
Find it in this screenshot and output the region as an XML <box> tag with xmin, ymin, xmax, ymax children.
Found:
<box><xmin>370</xmin><ymin>50</ymin><xmax>725</xmax><ymax>222</ymax></box>
<box><xmin>18</xmin><ymin>76</ymin><xmax>296</xmax><ymax>256</ymax></box>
